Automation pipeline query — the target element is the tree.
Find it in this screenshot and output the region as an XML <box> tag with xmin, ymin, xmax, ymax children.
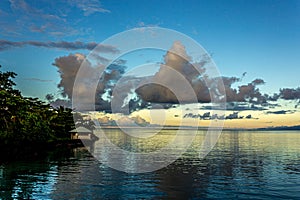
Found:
<box><xmin>73</xmin><ymin>112</ymin><xmax>96</xmax><ymax>131</ymax></box>
<box><xmin>0</xmin><ymin>65</ymin><xmax>77</xmax><ymax>147</ymax></box>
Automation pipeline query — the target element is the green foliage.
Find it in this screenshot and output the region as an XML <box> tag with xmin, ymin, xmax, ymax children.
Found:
<box><xmin>0</xmin><ymin>65</ymin><xmax>76</xmax><ymax>146</ymax></box>
<box><xmin>73</xmin><ymin>112</ymin><xmax>96</xmax><ymax>130</ymax></box>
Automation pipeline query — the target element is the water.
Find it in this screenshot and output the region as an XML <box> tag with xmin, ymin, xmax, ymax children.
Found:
<box><xmin>1</xmin><ymin>130</ymin><xmax>300</xmax><ymax>199</ymax></box>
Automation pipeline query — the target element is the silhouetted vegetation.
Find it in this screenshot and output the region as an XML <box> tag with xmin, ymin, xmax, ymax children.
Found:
<box><xmin>0</xmin><ymin>65</ymin><xmax>79</xmax><ymax>151</ymax></box>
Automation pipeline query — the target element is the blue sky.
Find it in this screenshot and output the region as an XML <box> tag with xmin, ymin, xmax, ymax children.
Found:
<box><xmin>0</xmin><ymin>0</ymin><xmax>300</xmax><ymax>127</ymax></box>
<box><xmin>0</xmin><ymin>0</ymin><xmax>299</xmax><ymax>97</ymax></box>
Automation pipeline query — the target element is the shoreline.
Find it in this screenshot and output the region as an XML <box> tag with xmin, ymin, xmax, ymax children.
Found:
<box><xmin>0</xmin><ymin>139</ymin><xmax>87</xmax><ymax>163</ymax></box>
<box><xmin>97</xmin><ymin>125</ymin><xmax>300</xmax><ymax>131</ymax></box>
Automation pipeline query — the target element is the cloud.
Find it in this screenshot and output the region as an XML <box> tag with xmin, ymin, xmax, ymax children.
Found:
<box><xmin>98</xmin><ymin>116</ymin><xmax>116</xmax><ymax>126</ymax></box>
<box><xmin>8</xmin><ymin>0</ymin><xmax>68</xmax><ymax>34</ymax></box>
<box><xmin>221</xmin><ymin>77</ymin><xmax>267</xmax><ymax>104</ymax></box>
<box><xmin>53</xmin><ymin>53</ymin><xmax>96</xmax><ymax>98</ymax></box>
<box><xmin>3</xmin><ymin>0</ymin><xmax>109</xmax><ymax>37</ymax></box>
<box><xmin>52</xmin><ymin>53</ymin><xmax>132</xmax><ymax>112</ymax></box>
<box><xmin>29</xmin><ymin>25</ymin><xmax>48</xmax><ymax>33</ymax></box>
<box><xmin>266</xmin><ymin>87</ymin><xmax>300</xmax><ymax>110</ymax></box>
<box><xmin>225</xmin><ymin>112</ymin><xmax>243</xmax><ymax>120</ymax></box>
<box><xmin>266</xmin><ymin>110</ymin><xmax>295</xmax><ymax>115</ymax></box>
<box><xmin>279</xmin><ymin>87</ymin><xmax>300</xmax><ymax>100</ymax></box>
<box><xmin>0</xmin><ymin>40</ymin><xmax>119</xmax><ymax>53</ymax></box>
<box><xmin>98</xmin><ymin>115</ymin><xmax>149</xmax><ymax>127</ymax></box>
<box><xmin>266</xmin><ymin>87</ymin><xmax>300</xmax><ymax>103</ymax></box>
<box><xmin>136</xmin><ymin>41</ymin><xmax>267</xmax><ymax>106</ymax></box>
<box><xmin>201</xmin><ymin>102</ymin><xmax>268</xmax><ymax>111</ymax></box>
<box><xmin>136</xmin><ymin>41</ymin><xmax>210</xmax><ymax>103</ymax></box>
<box><xmin>50</xmin><ymin>41</ymin><xmax>270</xmax><ymax>113</ymax></box>
<box><xmin>89</xmin><ymin>52</ymin><xmax>111</xmax><ymax>64</ymax></box>
<box><xmin>23</xmin><ymin>78</ymin><xmax>53</xmax><ymax>82</ymax></box>
<box><xmin>245</xmin><ymin>114</ymin><xmax>252</xmax><ymax>119</ymax></box>
<box><xmin>252</xmin><ymin>79</ymin><xmax>265</xmax><ymax>85</ymax></box>
<box><xmin>49</xmin><ymin>99</ymin><xmax>72</xmax><ymax>108</ymax></box>
<box><xmin>53</xmin><ymin>59</ymin><xmax>145</xmax><ymax>112</ymax></box>
<box><xmin>67</xmin><ymin>0</ymin><xmax>110</xmax><ymax>16</ymax></box>
<box><xmin>50</xmin><ymin>41</ymin><xmax>294</xmax><ymax>115</ymax></box>
<box><xmin>116</xmin><ymin>116</ymin><xmax>149</xmax><ymax>127</ymax></box>
<box><xmin>9</xmin><ymin>0</ymin><xmax>34</xmax><ymax>13</ymax></box>
<box><xmin>184</xmin><ymin>111</ymin><xmax>249</xmax><ymax>120</ymax></box>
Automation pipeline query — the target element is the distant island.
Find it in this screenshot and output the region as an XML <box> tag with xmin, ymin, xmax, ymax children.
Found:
<box><xmin>96</xmin><ymin>124</ymin><xmax>300</xmax><ymax>131</ymax></box>
<box><xmin>257</xmin><ymin>125</ymin><xmax>300</xmax><ymax>131</ymax></box>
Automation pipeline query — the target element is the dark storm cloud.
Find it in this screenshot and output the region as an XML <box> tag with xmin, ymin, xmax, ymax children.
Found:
<box><xmin>0</xmin><ymin>40</ymin><xmax>119</xmax><ymax>53</ymax></box>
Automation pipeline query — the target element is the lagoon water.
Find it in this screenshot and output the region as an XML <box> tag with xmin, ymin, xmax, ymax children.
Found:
<box><xmin>1</xmin><ymin>130</ymin><xmax>300</xmax><ymax>199</ymax></box>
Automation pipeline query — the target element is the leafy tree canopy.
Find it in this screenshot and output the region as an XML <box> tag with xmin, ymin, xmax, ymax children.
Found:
<box><xmin>0</xmin><ymin>65</ymin><xmax>78</xmax><ymax>146</ymax></box>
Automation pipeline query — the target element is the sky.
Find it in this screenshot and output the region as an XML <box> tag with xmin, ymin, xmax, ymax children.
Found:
<box><xmin>0</xmin><ymin>0</ymin><xmax>299</xmax><ymax>128</ymax></box>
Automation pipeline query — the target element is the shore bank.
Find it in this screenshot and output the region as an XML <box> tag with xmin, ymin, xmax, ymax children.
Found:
<box><xmin>0</xmin><ymin>139</ymin><xmax>86</xmax><ymax>162</ymax></box>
